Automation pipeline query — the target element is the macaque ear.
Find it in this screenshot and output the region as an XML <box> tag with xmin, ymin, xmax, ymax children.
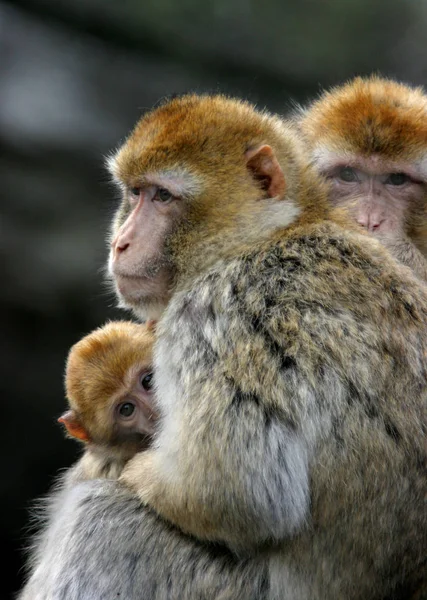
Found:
<box><xmin>146</xmin><ymin>319</ymin><xmax>157</xmax><ymax>332</ymax></box>
<box><xmin>245</xmin><ymin>144</ymin><xmax>286</xmax><ymax>199</ymax></box>
<box><xmin>58</xmin><ymin>410</ymin><xmax>90</xmax><ymax>442</ymax></box>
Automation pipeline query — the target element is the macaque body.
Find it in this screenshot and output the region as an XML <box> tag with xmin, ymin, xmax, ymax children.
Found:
<box><xmin>298</xmin><ymin>76</ymin><xmax>427</xmax><ymax>280</ymax></box>
<box><xmin>60</xmin><ymin>320</ymin><xmax>157</xmax><ymax>481</ymax></box>
<box><xmin>19</xmin><ymin>95</ymin><xmax>427</xmax><ymax>599</ymax></box>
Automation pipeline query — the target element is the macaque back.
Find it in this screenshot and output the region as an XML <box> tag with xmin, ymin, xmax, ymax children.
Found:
<box><xmin>18</xmin><ymin>94</ymin><xmax>427</xmax><ymax>600</ymax></box>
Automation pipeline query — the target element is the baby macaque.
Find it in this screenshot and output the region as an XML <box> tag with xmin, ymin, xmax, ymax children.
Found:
<box><xmin>59</xmin><ymin>320</ymin><xmax>158</xmax><ymax>481</ymax></box>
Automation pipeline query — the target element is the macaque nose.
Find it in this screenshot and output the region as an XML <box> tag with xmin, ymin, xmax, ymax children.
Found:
<box><xmin>116</xmin><ymin>241</ymin><xmax>130</xmax><ymax>254</ymax></box>
<box><xmin>356</xmin><ymin>214</ymin><xmax>384</xmax><ymax>232</ymax></box>
<box><xmin>356</xmin><ymin>214</ymin><xmax>369</xmax><ymax>229</ymax></box>
<box><xmin>111</xmin><ymin>235</ymin><xmax>130</xmax><ymax>257</ymax></box>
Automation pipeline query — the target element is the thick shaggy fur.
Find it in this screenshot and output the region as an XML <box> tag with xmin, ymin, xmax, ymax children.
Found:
<box><xmin>19</xmin><ymin>94</ymin><xmax>427</xmax><ymax>599</ymax></box>
<box><xmin>298</xmin><ymin>76</ymin><xmax>427</xmax><ymax>257</ymax></box>
<box><xmin>299</xmin><ymin>76</ymin><xmax>427</xmax><ymax>159</ymax></box>
<box><xmin>65</xmin><ymin>320</ymin><xmax>154</xmax><ymax>444</ymax></box>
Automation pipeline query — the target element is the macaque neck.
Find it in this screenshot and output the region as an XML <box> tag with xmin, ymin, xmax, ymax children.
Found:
<box><xmin>78</xmin><ymin>447</ymin><xmax>128</xmax><ymax>481</ymax></box>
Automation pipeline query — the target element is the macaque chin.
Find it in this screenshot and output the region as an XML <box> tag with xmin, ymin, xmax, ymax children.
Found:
<box><xmin>59</xmin><ymin>320</ymin><xmax>158</xmax><ymax>472</ymax></box>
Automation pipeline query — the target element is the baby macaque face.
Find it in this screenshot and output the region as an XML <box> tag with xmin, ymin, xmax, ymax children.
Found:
<box><xmin>60</xmin><ymin>321</ymin><xmax>158</xmax><ymax>457</ymax></box>
<box><xmin>112</xmin><ymin>364</ymin><xmax>158</xmax><ymax>440</ymax></box>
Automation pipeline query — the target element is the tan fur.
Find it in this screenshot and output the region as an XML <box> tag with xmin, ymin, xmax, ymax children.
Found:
<box><xmin>298</xmin><ymin>75</ymin><xmax>427</xmax><ymax>275</ymax></box>
<box><xmin>65</xmin><ymin>320</ymin><xmax>154</xmax><ymax>445</ymax></box>
<box><xmin>108</xmin><ymin>95</ymin><xmax>337</xmax><ymax>282</ymax></box>
<box><xmin>109</xmin><ymin>95</ymin><xmax>427</xmax><ymax>596</ymax></box>
<box><xmin>19</xmin><ymin>94</ymin><xmax>427</xmax><ymax>599</ymax></box>
<box><xmin>299</xmin><ymin>75</ymin><xmax>427</xmax><ymax>160</ymax></box>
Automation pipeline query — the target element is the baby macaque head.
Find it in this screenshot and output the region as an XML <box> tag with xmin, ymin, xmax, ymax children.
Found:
<box><xmin>60</xmin><ymin>320</ymin><xmax>157</xmax><ymax>459</ymax></box>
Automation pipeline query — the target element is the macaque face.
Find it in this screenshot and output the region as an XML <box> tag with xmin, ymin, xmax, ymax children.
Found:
<box><xmin>62</xmin><ymin>320</ymin><xmax>159</xmax><ymax>455</ymax></box>
<box><xmin>107</xmin><ymin>95</ymin><xmax>297</xmax><ymax>320</ymax></box>
<box><xmin>109</xmin><ymin>183</ymin><xmax>187</xmax><ymax>318</ymax></box>
<box><xmin>318</xmin><ymin>154</ymin><xmax>426</xmax><ymax>238</ymax></box>
<box><xmin>60</xmin><ymin>363</ymin><xmax>158</xmax><ymax>454</ymax></box>
<box><xmin>112</xmin><ymin>365</ymin><xmax>158</xmax><ymax>441</ymax></box>
<box><xmin>299</xmin><ymin>76</ymin><xmax>427</xmax><ymax>244</ymax></box>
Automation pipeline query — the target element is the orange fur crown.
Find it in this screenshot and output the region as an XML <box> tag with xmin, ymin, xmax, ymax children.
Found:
<box><xmin>300</xmin><ymin>76</ymin><xmax>427</xmax><ymax>160</ymax></box>
<box><xmin>64</xmin><ymin>321</ymin><xmax>155</xmax><ymax>438</ymax></box>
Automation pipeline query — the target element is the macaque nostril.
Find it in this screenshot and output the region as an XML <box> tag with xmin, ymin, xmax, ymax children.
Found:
<box><xmin>116</xmin><ymin>242</ymin><xmax>130</xmax><ymax>254</ymax></box>
<box><xmin>356</xmin><ymin>217</ymin><xmax>368</xmax><ymax>229</ymax></box>
<box><xmin>356</xmin><ymin>216</ymin><xmax>383</xmax><ymax>232</ymax></box>
<box><xmin>371</xmin><ymin>219</ymin><xmax>385</xmax><ymax>231</ymax></box>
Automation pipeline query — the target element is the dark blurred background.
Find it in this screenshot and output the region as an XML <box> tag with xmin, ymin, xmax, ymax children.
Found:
<box><xmin>2</xmin><ymin>0</ymin><xmax>427</xmax><ymax>596</ymax></box>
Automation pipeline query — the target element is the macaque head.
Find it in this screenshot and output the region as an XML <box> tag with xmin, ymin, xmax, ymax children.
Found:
<box><xmin>299</xmin><ymin>76</ymin><xmax>427</xmax><ymax>248</ymax></box>
<box><xmin>60</xmin><ymin>321</ymin><xmax>158</xmax><ymax>459</ymax></box>
<box><xmin>107</xmin><ymin>94</ymin><xmax>328</xmax><ymax>320</ymax></box>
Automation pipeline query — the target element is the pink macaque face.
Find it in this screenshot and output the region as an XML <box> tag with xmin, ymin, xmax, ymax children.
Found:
<box><xmin>319</xmin><ymin>155</ymin><xmax>426</xmax><ymax>238</ymax></box>
<box><xmin>108</xmin><ymin>180</ymin><xmax>188</xmax><ymax>319</ymax></box>
<box><xmin>113</xmin><ymin>367</ymin><xmax>158</xmax><ymax>439</ymax></box>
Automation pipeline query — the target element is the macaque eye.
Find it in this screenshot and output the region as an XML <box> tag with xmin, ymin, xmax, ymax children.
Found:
<box><xmin>386</xmin><ymin>173</ymin><xmax>410</xmax><ymax>186</ymax></box>
<box><xmin>155</xmin><ymin>188</ymin><xmax>173</xmax><ymax>203</ymax></box>
<box><xmin>130</xmin><ymin>187</ymin><xmax>141</xmax><ymax>197</ymax></box>
<box><xmin>118</xmin><ymin>402</ymin><xmax>136</xmax><ymax>418</ymax></box>
<box><xmin>140</xmin><ymin>372</ymin><xmax>154</xmax><ymax>391</ymax></box>
<box><xmin>338</xmin><ymin>167</ymin><xmax>357</xmax><ymax>183</ymax></box>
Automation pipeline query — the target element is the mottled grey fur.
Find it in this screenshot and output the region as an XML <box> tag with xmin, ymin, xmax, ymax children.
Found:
<box><xmin>377</xmin><ymin>233</ymin><xmax>427</xmax><ymax>282</ymax></box>
<box><xmin>19</xmin><ymin>220</ymin><xmax>427</xmax><ymax>599</ymax></box>
<box><xmin>19</xmin><ymin>478</ymin><xmax>268</xmax><ymax>600</ymax></box>
<box><xmin>146</xmin><ymin>221</ymin><xmax>427</xmax><ymax>598</ymax></box>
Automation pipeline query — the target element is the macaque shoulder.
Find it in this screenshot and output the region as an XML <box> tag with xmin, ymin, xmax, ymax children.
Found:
<box><xmin>171</xmin><ymin>221</ymin><xmax>426</xmax><ymax>323</ymax></box>
<box><xmin>162</xmin><ymin>221</ymin><xmax>427</xmax><ymax>387</ymax></box>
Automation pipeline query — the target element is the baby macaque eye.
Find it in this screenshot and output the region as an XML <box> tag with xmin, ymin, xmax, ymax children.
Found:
<box><xmin>130</xmin><ymin>187</ymin><xmax>141</xmax><ymax>197</ymax></box>
<box><xmin>155</xmin><ymin>188</ymin><xmax>173</xmax><ymax>203</ymax></box>
<box><xmin>118</xmin><ymin>402</ymin><xmax>136</xmax><ymax>418</ymax></box>
<box><xmin>338</xmin><ymin>167</ymin><xmax>357</xmax><ymax>183</ymax></box>
<box><xmin>386</xmin><ymin>173</ymin><xmax>409</xmax><ymax>186</ymax></box>
<box><xmin>140</xmin><ymin>372</ymin><xmax>154</xmax><ymax>391</ymax></box>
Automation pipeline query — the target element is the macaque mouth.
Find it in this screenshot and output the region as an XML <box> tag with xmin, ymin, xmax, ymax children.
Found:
<box><xmin>113</xmin><ymin>259</ymin><xmax>169</xmax><ymax>283</ymax></box>
<box><xmin>114</xmin><ymin>270</ymin><xmax>173</xmax><ymax>311</ymax></box>
<box><xmin>115</xmin><ymin>274</ymin><xmax>151</xmax><ymax>296</ymax></box>
<box><xmin>115</xmin><ymin>273</ymin><xmax>162</xmax><ymax>292</ymax></box>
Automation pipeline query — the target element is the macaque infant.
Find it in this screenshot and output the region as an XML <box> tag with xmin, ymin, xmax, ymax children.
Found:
<box><xmin>59</xmin><ymin>320</ymin><xmax>158</xmax><ymax>481</ymax></box>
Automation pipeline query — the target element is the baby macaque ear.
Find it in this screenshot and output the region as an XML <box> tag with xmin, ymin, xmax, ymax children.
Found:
<box><xmin>58</xmin><ymin>410</ymin><xmax>90</xmax><ymax>442</ymax></box>
<box><xmin>146</xmin><ymin>319</ymin><xmax>157</xmax><ymax>332</ymax></box>
<box><xmin>245</xmin><ymin>144</ymin><xmax>286</xmax><ymax>199</ymax></box>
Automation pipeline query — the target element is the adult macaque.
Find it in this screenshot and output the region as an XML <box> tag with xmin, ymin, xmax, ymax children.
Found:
<box><xmin>298</xmin><ymin>75</ymin><xmax>427</xmax><ymax>281</ymax></box>
<box><xmin>19</xmin><ymin>95</ymin><xmax>427</xmax><ymax>599</ymax></box>
<box><xmin>59</xmin><ymin>320</ymin><xmax>157</xmax><ymax>482</ymax></box>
